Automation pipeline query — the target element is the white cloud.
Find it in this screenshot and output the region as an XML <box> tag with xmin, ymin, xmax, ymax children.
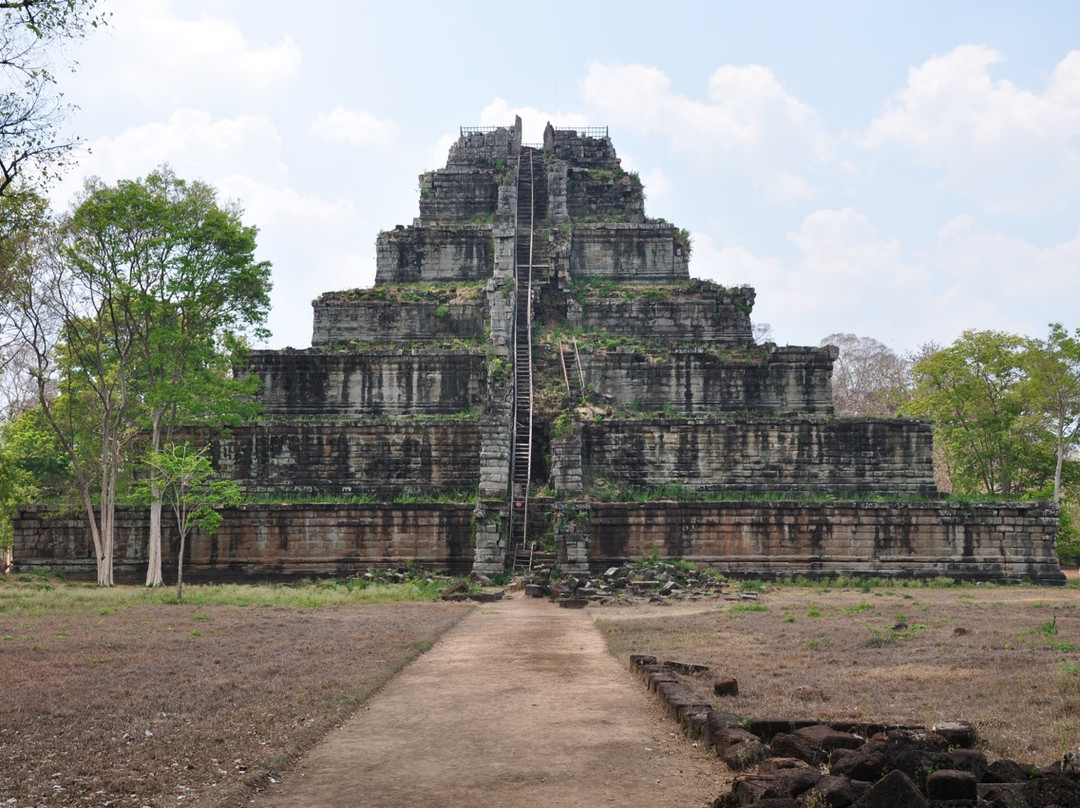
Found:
<box><xmin>309</xmin><ymin>107</ymin><xmax>396</xmax><ymax>146</ymax></box>
<box><xmin>581</xmin><ymin>61</ymin><xmax>835</xmax><ymax>202</ymax></box>
<box><xmin>47</xmin><ymin>107</ymin><xmax>366</xmax><ymax>350</ymax></box>
<box><xmin>79</xmin><ymin>0</ymin><xmax>301</xmax><ymax>105</ymax></box>
<box><xmin>51</xmin><ymin>109</ymin><xmax>287</xmax><ymax>209</ymax></box>
<box><xmin>865</xmin><ymin>46</ymin><xmax>1080</xmax><ymax>215</ymax></box>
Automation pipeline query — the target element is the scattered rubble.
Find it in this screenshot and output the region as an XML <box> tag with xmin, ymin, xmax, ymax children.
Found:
<box><xmin>629</xmin><ymin>653</ymin><xmax>1080</xmax><ymax>807</ymax></box>
<box><xmin>520</xmin><ymin>558</ymin><xmax>729</xmax><ymax>604</ymax></box>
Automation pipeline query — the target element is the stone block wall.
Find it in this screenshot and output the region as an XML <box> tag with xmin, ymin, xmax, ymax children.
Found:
<box><xmin>448</xmin><ymin>127</ymin><xmax>517</xmax><ymax>167</ymax></box>
<box><xmin>544</xmin><ymin>127</ymin><xmax>620</xmax><ymax>170</ymax></box>
<box><xmin>310</xmin><ymin>298</ymin><xmax>487</xmax><ymax>346</ymax></box>
<box><xmin>244</xmin><ymin>349</ymin><xmax>484</xmax><ymax>417</ymax></box>
<box><xmin>567</xmin><ymin>284</ymin><xmax>755</xmax><ymax>345</ymax></box>
<box><xmin>565</xmin><ymin>167</ymin><xmax>644</xmax><ymax>222</ymax></box>
<box><xmin>579</xmin><ymin>418</ymin><xmax>936</xmax><ymax>495</ymax></box>
<box><xmin>577</xmin><ymin>346</ymin><xmax>837</xmax><ymax>415</ymax></box>
<box><xmin>375</xmin><ymin>226</ymin><xmax>495</xmax><ymax>284</ymax></box>
<box><xmin>569</xmin><ymin>223</ymin><xmax>690</xmax><ymax>282</ymax></box>
<box><xmin>12</xmin><ymin>503</ymin><xmax>476</xmax><ymax>581</ymax></box>
<box><xmin>472</xmin><ymin>502</ymin><xmax>508</xmax><ymax>574</ymax></box>
<box><xmin>418</xmin><ymin>169</ymin><xmax>501</xmax><ymax>225</ymax></box>
<box><xmin>184</xmin><ymin>421</ymin><xmax>481</xmax><ymax>498</ymax></box>
<box><xmin>581</xmin><ymin>501</ymin><xmax>1063</xmax><ymax>584</ymax></box>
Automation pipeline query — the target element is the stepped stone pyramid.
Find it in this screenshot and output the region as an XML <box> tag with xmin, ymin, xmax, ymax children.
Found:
<box><xmin>11</xmin><ymin>119</ymin><xmax>1064</xmax><ymax>583</ymax></box>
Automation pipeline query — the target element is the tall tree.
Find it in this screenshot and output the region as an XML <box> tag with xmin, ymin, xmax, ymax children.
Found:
<box><xmin>822</xmin><ymin>333</ymin><xmax>912</xmax><ymax>416</ymax></box>
<box><xmin>903</xmin><ymin>329</ymin><xmax>1054</xmax><ymax>497</ymax></box>
<box><xmin>68</xmin><ymin>169</ymin><xmax>271</xmax><ymax>585</ymax></box>
<box><xmin>1024</xmin><ymin>323</ymin><xmax>1080</xmax><ymax>503</ymax></box>
<box><xmin>0</xmin><ymin>170</ymin><xmax>270</xmax><ymax>585</ymax></box>
<box><xmin>0</xmin><ymin>0</ymin><xmax>106</xmax><ymax>194</ymax></box>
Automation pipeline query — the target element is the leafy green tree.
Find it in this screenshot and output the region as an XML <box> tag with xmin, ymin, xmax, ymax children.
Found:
<box><xmin>0</xmin><ymin>405</ymin><xmax>69</xmax><ymax>556</ymax></box>
<box><xmin>903</xmin><ymin>329</ymin><xmax>1055</xmax><ymax>497</ymax></box>
<box><xmin>0</xmin><ymin>0</ymin><xmax>107</xmax><ymax>194</ymax></box>
<box><xmin>142</xmin><ymin>443</ymin><xmax>240</xmax><ymax>601</ymax></box>
<box><xmin>0</xmin><ymin>169</ymin><xmax>270</xmax><ymax>585</ymax></box>
<box><xmin>1023</xmin><ymin>323</ymin><xmax>1080</xmax><ymax>503</ymax></box>
<box><xmin>67</xmin><ymin>168</ymin><xmax>271</xmax><ymax>586</ymax></box>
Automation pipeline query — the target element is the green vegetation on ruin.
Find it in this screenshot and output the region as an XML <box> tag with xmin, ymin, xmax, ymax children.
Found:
<box><xmin>317</xmin><ymin>281</ymin><xmax>486</xmax><ymax>305</ymax></box>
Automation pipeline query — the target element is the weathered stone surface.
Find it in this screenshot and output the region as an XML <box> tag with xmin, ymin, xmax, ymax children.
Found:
<box><xmin>984</xmin><ymin>759</ymin><xmax>1040</xmax><ymax>783</ymax></box>
<box><xmin>244</xmin><ymin>348</ymin><xmax>485</xmax><ymax>417</ymax></box>
<box><xmin>576</xmin><ymin>346</ymin><xmax>838</xmax><ymax>415</ymax></box>
<box><xmin>703</xmin><ymin>711</ymin><xmax>746</xmax><ymax>750</ymax></box>
<box><xmin>852</xmin><ymin>769</ymin><xmax>927</xmax><ymax>807</ymax></box>
<box><xmin>187</xmin><ymin>421</ymin><xmax>481</xmax><ymax>498</ymax></box>
<box><xmin>768</xmin><ymin>732</ymin><xmax>824</xmax><ymax>766</ymax></box>
<box><xmin>932</xmin><ymin>720</ymin><xmax>978</xmax><ymax>749</ymax></box>
<box><xmin>374</xmin><ymin>226</ymin><xmax>496</xmax><ymax>285</ymax></box>
<box><xmin>946</xmin><ymin>748</ymin><xmax>989</xmax><ymax>781</ymax></box>
<box><xmin>569</xmin><ymin>222</ymin><xmax>689</xmax><ymax>282</ymax></box>
<box><xmin>794</xmin><ymin>724</ymin><xmax>865</xmax><ymax>754</ymax></box>
<box><xmin>714</xmin><ymin>727</ymin><xmax>768</xmax><ymax>770</ymax></box>
<box><xmin>311</xmin><ymin>295</ymin><xmax>487</xmax><ymax>345</ymax></box>
<box><xmin>581</xmin><ymin>417</ymin><xmax>936</xmax><ymax>495</ymax></box>
<box><xmin>714</xmin><ymin>677</ymin><xmax>740</xmax><ymax>697</ymax></box>
<box><xmin>585</xmin><ymin>501</ymin><xmax>1063</xmax><ymax>584</ymax></box>
<box><xmin>926</xmin><ymin>769</ymin><xmax>978</xmax><ymax>801</ymax></box>
<box><xmin>804</xmin><ymin>774</ymin><xmax>869</xmax><ymax>807</ymax></box>
<box><xmin>663</xmin><ymin>660</ymin><xmax>710</xmax><ymax>675</ymax></box>
<box><xmin>13</xmin><ymin>503</ymin><xmax>475</xmax><ymax>581</ymax></box>
<box><xmin>654</xmin><ymin>680</ymin><xmax>711</xmax><ymax>720</ymax></box>
<box><xmin>567</xmin><ymin>282</ymin><xmax>753</xmax><ymax>345</ymax></box>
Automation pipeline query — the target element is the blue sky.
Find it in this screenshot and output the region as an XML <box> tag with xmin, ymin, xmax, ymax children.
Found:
<box><xmin>50</xmin><ymin>0</ymin><xmax>1080</xmax><ymax>353</ymax></box>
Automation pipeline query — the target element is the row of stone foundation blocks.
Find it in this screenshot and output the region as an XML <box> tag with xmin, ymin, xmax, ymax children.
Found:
<box><xmin>629</xmin><ymin>653</ymin><xmax>1080</xmax><ymax>807</ymax></box>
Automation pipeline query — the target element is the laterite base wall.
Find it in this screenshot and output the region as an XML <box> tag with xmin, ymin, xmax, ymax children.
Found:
<box><xmin>582</xmin><ymin>501</ymin><xmax>1064</xmax><ymax>584</ymax></box>
<box><xmin>11</xmin><ymin>503</ymin><xmax>476</xmax><ymax>582</ymax></box>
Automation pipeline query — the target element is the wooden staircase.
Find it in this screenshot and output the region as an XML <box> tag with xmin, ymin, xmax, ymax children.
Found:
<box><xmin>508</xmin><ymin>149</ymin><xmax>538</xmax><ymax>573</ymax></box>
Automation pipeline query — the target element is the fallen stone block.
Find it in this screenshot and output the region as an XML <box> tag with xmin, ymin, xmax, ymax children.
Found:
<box><xmin>704</xmin><ymin>710</ymin><xmax>746</xmax><ymax>749</ymax></box>
<box><xmin>984</xmin><ymin>758</ymin><xmax>1040</xmax><ymax>783</ymax></box>
<box><xmin>947</xmin><ymin>748</ymin><xmax>989</xmax><ymax>781</ymax></box>
<box><xmin>853</xmin><ymin>769</ymin><xmax>927</xmax><ymax>808</ymax></box>
<box><xmin>795</xmin><ymin>724</ymin><xmax>865</xmax><ymax>753</ymax></box>
<box><xmin>803</xmin><ymin>774</ymin><xmax>870</xmax><ymax>808</ymax></box>
<box><xmin>713</xmin><ymin>676</ymin><xmax>739</xmax><ymax>697</ymax></box>
<box><xmin>644</xmin><ymin>667</ymin><xmax>680</xmax><ymax>692</ymax></box>
<box><xmin>628</xmin><ymin>654</ymin><xmax>657</xmax><ymax>669</ymax></box>
<box><xmin>769</xmin><ymin>732</ymin><xmax>825</xmax><ymax>766</ymax></box>
<box><xmin>926</xmin><ymin>769</ymin><xmax>977</xmax><ymax>802</ymax></box>
<box><xmin>932</xmin><ymin>720</ymin><xmax>977</xmax><ymax>749</ymax></box>
<box><xmin>745</xmin><ymin>717</ymin><xmax>820</xmax><ymax>741</ymax></box>
<box><xmin>654</xmin><ymin>680</ymin><xmax>712</xmax><ymax>720</ymax></box>
<box><xmin>714</xmin><ymin>727</ymin><xmax>768</xmax><ymax>770</ymax></box>
<box><xmin>663</xmin><ymin>659</ymin><xmax>710</xmax><ymax>675</ymax></box>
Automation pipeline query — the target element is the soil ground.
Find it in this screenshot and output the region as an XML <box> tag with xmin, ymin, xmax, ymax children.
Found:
<box><xmin>251</xmin><ymin>595</ymin><xmax>718</xmax><ymax>808</ymax></box>
<box><xmin>3</xmin><ymin>578</ymin><xmax>1080</xmax><ymax>807</ymax></box>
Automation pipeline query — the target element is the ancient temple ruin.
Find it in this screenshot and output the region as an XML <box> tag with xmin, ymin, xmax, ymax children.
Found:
<box><xmin>12</xmin><ymin>119</ymin><xmax>1064</xmax><ymax>583</ymax></box>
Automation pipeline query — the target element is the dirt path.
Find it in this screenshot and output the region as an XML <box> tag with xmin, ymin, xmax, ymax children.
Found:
<box><xmin>251</xmin><ymin>595</ymin><xmax>720</xmax><ymax>807</ymax></box>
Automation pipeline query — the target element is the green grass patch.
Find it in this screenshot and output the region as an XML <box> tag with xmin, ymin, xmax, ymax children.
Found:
<box><xmin>0</xmin><ymin>574</ymin><xmax>453</xmax><ymax>617</ymax></box>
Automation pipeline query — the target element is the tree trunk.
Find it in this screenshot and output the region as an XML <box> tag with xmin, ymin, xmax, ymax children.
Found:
<box><xmin>176</xmin><ymin>530</ymin><xmax>186</xmax><ymax>601</ymax></box>
<box><xmin>146</xmin><ymin>493</ymin><xmax>163</xmax><ymax>586</ymax></box>
<box><xmin>145</xmin><ymin>409</ymin><xmax>165</xmax><ymax>586</ymax></box>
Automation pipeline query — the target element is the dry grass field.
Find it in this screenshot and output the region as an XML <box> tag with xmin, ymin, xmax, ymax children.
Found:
<box><xmin>0</xmin><ymin>575</ymin><xmax>469</xmax><ymax>808</ymax></box>
<box><xmin>3</xmin><ymin>571</ymin><xmax>1080</xmax><ymax>807</ymax></box>
<box><xmin>596</xmin><ymin>578</ymin><xmax>1080</xmax><ymax>766</ymax></box>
